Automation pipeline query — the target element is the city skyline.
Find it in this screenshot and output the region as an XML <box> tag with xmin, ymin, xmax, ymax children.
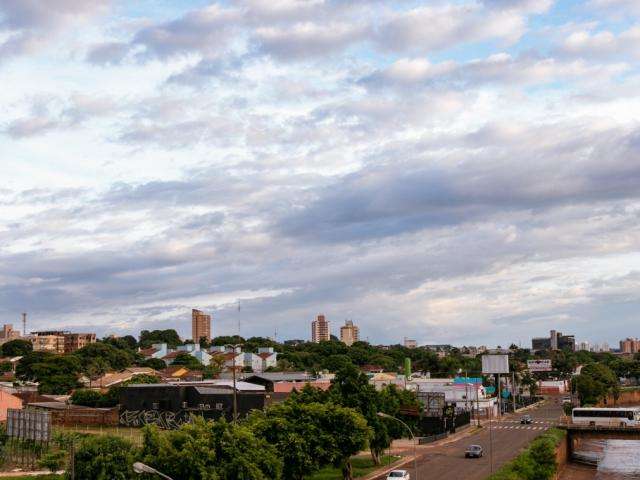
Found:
<box><xmin>1</xmin><ymin>1</ymin><xmax>640</xmax><ymax>347</ymax></box>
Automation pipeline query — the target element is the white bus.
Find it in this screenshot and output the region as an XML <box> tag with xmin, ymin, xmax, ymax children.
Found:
<box><xmin>572</xmin><ymin>407</ymin><xmax>640</xmax><ymax>427</ymax></box>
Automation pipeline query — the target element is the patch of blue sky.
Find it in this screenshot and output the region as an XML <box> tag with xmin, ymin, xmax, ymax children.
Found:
<box><xmin>115</xmin><ymin>0</ymin><xmax>212</xmax><ymax>22</ymax></box>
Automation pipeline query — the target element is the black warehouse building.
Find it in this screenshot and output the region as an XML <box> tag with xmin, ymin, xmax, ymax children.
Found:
<box><xmin>119</xmin><ymin>384</ymin><xmax>266</xmax><ymax>424</ymax></box>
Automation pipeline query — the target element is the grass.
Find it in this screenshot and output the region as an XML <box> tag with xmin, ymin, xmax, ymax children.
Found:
<box><xmin>53</xmin><ymin>425</ymin><xmax>144</xmax><ymax>445</ymax></box>
<box><xmin>307</xmin><ymin>455</ymin><xmax>401</xmax><ymax>480</ymax></box>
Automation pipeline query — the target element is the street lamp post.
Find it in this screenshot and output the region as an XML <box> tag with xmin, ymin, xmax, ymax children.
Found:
<box><xmin>377</xmin><ymin>412</ymin><xmax>418</xmax><ymax>480</ymax></box>
<box><xmin>133</xmin><ymin>462</ymin><xmax>174</xmax><ymax>480</ymax></box>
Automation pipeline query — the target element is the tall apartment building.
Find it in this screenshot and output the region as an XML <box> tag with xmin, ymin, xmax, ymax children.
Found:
<box><xmin>64</xmin><ymin>333</ymin><xmax>96</xmax><ymax>353</ymax></box>
<box><xmin>0</xmin><ymin>324</ymin><xmax>21</xmax><ymax>344</ymax></box>
<box><xmin>340</xmin><ymin>320</ymin><xmax>359</xmax><ymax>346</ymax></box>
<box><xmin>532</xmin><ymin>330</ymin><xmax>575</xmax><ymax>352</ymax></box>
<box><xmin>192</xmin><ymin>309</ymin><xmax>212</xmax><ymax>343</ymax></box>
<box><xmin>404</xmin><ymin>337</ymin><xmax>418</xmax><ymax>349</ymax></box>
<box><xmin>311</xmin><ymin>314</ymin><xmax>330</xmax><ymax>343</ymax></box>
<box><xmin>620</xmin><ymin>338</ymin><xmax>640</xmax><ymax>354</ymax></box>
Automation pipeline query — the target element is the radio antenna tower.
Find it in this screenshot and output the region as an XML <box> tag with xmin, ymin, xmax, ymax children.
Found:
<box><xmin>237</xmin><ymin>300</ymin><xmax>241</xmax><ymax>337</ymax></box>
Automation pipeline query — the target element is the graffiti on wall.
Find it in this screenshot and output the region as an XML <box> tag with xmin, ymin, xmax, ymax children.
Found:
<box><xmin>119</xmin><ymin>410</ymin><xmax>194</xmax><ymax>429</ymax></box>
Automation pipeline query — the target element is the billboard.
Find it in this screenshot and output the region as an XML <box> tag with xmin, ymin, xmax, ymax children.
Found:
<box><xmin>527</xmin><ymin>359</ymin><xmax>552</xmax><ymax>372</ymax></box>
<box><xmin>6</xmin><ymin>409</ymin><xmax>52</xmax><ymax>442</ymax></box>
<box><xmin>481</xmin><ymin>354</ymin><xmax>509</xmax><ymax>374</ymax></box>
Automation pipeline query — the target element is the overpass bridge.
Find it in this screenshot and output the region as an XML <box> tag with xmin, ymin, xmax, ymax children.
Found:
<box><xmin>562</xmin><ymin>424</ymin><xmax>640</xmax><ymax>465</ymax></box>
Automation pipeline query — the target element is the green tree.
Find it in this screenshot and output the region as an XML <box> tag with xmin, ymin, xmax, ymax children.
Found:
<box><xmin>73</xmin><ymin>435</ymin><xmax>136</xmax><ymax>480</ymax></box>
<box><xmin>139</xmin><ymin>329</ymin><xmax>183</xmax><ymax>349</ymax></box>
<box><xmin>171</xmin><ymin>352</ymin><xmax>203</xmax><ymax>369</ymax></box>
<box><xmin>0</xmin><ymin>361</ymin><xmax>12</xmax><ymax>372</ymax></box>
<box><xmin>575</xmin><ymin>363</ymin><xmax>618</xmax><ymax>405</ymax></box>
<box><xmin>140</xmin><ymin>358</ymin><xmax>167</xmax><ymax>370</ymax></box>
<box><xmin>141</xmin><ymin>417</ymin><xmax>282</xmax><ymax>480</ymax></box>
<box><xmin>73</xmin><ymin>342</ymin><xmax>134</xmax><ymax>373</ymax></box>
<box><xmin>250</xmin><ymin>400</ymin><xmax>369</xmax><ymax>480</ymax></box>
<box><xmin>1</xmin><ymin>339</ymin><xmax>33</xmax><ymax>357</ymax></box>
<box><xmin>17</xmin><ymin>353</ymin><xmax>83</xmax><ymax>394</ymax></box>
<box><xmin>527</xmin><ymin>436</ymin><xmax>557</xmax><ymax>480</ymax></box>
<box><xmin>70</xmin><ymin>389</ymin><xmax>103</xmax><ymax>407</ymax></box>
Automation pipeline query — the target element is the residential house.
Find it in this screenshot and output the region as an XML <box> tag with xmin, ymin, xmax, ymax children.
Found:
<box><xmin>82</xmin><ymin>367</ymin><xmax>158</xmax><ymax>390</ymax></box>
<box><xmin>257</xmin><ymin>347</ymin><xmax>278</xmax><ymax>371</ymax></box>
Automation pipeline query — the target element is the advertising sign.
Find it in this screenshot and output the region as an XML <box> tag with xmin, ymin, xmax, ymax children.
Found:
<box><xmin>527</xmin><ymin>359</ymin><xmax>552</xmax><ymax>372</ymax></box>
<box><xmin>6</xmin><ymin>409</ymin><xmax>52</xmax><ymax>442</ymax></box>
<box><xmin>481</xmin><ymin>354</ymin><xmax>509</xmax><ymax>374</ymax></box>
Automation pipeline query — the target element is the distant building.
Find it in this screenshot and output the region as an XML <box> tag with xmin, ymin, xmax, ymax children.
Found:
<box><xmin>192</xmin><ymin>309</ymin><xmax>212</xmax><ymax>343</ymax></box>
<box><xmin>404</xmin><ymin>338</ymin><xmax>417</xmax><ymax>349</ymax></box>
<box><xmin>578</xmin><ymin>341</ymin><xmax>591</xmax><ymax>351</ymax></box>
<box><xmin>532</xmin><ymin>330</ymin><xmax>575</xmax><ymax>352</ymax></box>
<box><xmin>311</xmin><ymin>315</ymin><xmax>330</xmax><ymax>343</ymax></box>
<box><xmin>0</xmin><ymin>325</ymin><xmax>21</xmax><ymax>344</ymax></box>
<box><xmin>340</xmin><ymin>320</ymin><xmax>359</xmax><ymax>346</ymax></box>
<box><xmin>283</xmin><ymin>339</ymin><xmax>305</xmax><ymax>346</ymax></box>
<box><xmin>31</xmin><ymin>331</ymin><xmax>67</xmax><ymax>353</ymax></box>
<box><xmin>64</xmin><ymin>333</ymin><xmax>96</xmax><ymax>353</ymax></box>
<box><xmin>30</xmin><ymin>331</ymin><xmax>95</xmax><ymax>354</ymax></box>
<box><xmin>620</xmin><ymin>338</ymin><xmax>640</xmax><ymax>354</ymax></box>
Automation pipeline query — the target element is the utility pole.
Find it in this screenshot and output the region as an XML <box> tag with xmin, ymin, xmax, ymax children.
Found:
<box><xmin>512</xmin><ymin>371</ymin><xmax>517</xmax><ymax>412</ymax></box>
<box><xmin>227</xmin><ymin>343</ymin><xmax>243</xmax><ymax>422</ymax></box>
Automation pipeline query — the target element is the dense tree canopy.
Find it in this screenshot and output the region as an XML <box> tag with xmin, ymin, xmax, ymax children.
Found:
<box><xmin>141</xmin><ymin>417</ymin><xmax>282</xmax><ymax>480</ymax></box>
<box><xmin>139</xmin><ymin>329</ymin><xmax>182</xmax><ymax>348</ymax></box>
<box><xmin>1</xmin><ymin>339</ymin><xmax>33</xmax><ymax>357</ymax></box>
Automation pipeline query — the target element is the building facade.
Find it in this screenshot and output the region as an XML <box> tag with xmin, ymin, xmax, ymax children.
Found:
<box><xmin>311</xmin><ymin>314</ymin><xmax>330</xmax><ymax>343</ymax></box>
<box><xmin>31</xmin><ymin>331</ymin><xmax>96</xmax><ymax>353</ymax></box>
<box><xmin>64</xmin><ymin>333</ymin><xmax>96</xmax><ymax>353</ymax></box>
<box><xmin>30</xmin><ymin>331</ymin><xmax>66</xmax><ymax>353</ymax></box>
<box><xmin>404</xmin><ymin>338</ymin><xmax>418</xmax><ymax>349</ymax></box>
<box><xmin>192</xmin><ymin>309</ymin><xmax>212</xmax><ymax>343</ymax></box>
<box><xmin>532</xmin><ymin>330</ymin><xmax>575</xmax><ymax>352</ymax></box>
<box><xmin>620</xmin><ymin>338</ymin><xmax>640</xmax><ymax>354</ymax></box>
<box><xmin>0</xmin><ymin>324</ymin><xmax>21</xmax><ymax>344</ymax></box>
<box><xmin>340</xmin><ymin>320</ymin><xmax>359</xmax><ymax>346</ymax></box>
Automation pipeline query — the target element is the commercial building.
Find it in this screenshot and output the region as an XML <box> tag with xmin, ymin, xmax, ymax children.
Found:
<box><xmin>119</xmin><ymin>383</ymin><xmax>267</xmax><ymax>424</ymax></box>
<box><xmin>531</xmin><ymin>330</ymin><xmax>575</xmax><ymax>352</ymax></box>
<box><xmin>192</xmin><ymin>309</ymin><xmax>212</xmax><ymax>343</ymax></box>
<box><xmin>311</xmin><ymin>314</ymin><xmax>330</xmax><ymax>343</ymax></box>
<box><xmin>340</xmin><ymin>320</ymin><xmax>359</xmax><ymax>346</ymax></box>
<box><xmin>64</xmin><ymin>333</ymin><xmax>96</xmax><ymax>353</ymax></box>
<box><xmin>620</xmin><ymin>338</ymin><xmax>640</xmax><ymax>354</ymax></box>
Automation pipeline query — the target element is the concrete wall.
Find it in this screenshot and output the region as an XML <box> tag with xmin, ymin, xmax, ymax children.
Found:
<box><xmin>554</xmin><ymin>433</ymin><xmax>569</xmax><ymax>479</ymax></box>
<box><xmin>599</xmin><ymin>388</ymin><xmax>640</xmax><ymax>407</ymax></box>
<box><xmin>0</xmin><ymin>390</ymin><xmax>22</xmax><ymax>421</ymax></box>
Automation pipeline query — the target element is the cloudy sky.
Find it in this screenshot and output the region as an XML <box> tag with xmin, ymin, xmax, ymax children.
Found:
<box><xmin>1</xmin><ymin>0</ymin><xmax>639</xmax><ymax>347</ymax></box>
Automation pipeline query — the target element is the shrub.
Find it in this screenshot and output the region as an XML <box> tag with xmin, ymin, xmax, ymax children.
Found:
<box><xmin>72</xmin><ymin>435</ymin><xmax>136</xmax><ymax>480</ymax></box>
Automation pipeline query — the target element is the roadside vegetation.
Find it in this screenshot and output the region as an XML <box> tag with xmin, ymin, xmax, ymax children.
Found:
<box><xmin>486</xmin><ymin>428</ymin><xmax>565</xmax><ymax>480</ymax></box>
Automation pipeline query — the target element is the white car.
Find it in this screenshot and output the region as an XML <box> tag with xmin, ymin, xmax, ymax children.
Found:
<box><xmin>387</xmin><ymin>470</ymin><xmax>410</xmax><ymax>480</ymax></box>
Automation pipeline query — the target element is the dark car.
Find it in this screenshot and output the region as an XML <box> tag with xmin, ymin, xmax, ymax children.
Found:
<box><xmin>521</xmin><ymin>415</ymin><xmax>532</xmax><ymax>424</ymax></box>
<box><xmin>465</xmin><ymin>445</ymin><xmax>483</xmax><ymax>458</ymax></box>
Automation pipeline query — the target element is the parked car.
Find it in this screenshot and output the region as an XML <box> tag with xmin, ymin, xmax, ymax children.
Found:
<box><xmin>387</xmin><ymin>470</ymin><xmax>410</xmax><ymax>479</ymax></box>
<box><xmin>521</xmin><ymin>415</ymin><xmax>532</xmax><ymax>424</ymax></box>
<box><xmin>465</xmin><ymin>445</ymin><xmax>483</xmax><ymax>458</ymax></box>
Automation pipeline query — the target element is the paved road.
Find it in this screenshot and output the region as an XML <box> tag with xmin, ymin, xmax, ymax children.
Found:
<box><xmin>372</xmin><ymin>399</ymin><xmax>564</xmax><ymax>480</ymax></box>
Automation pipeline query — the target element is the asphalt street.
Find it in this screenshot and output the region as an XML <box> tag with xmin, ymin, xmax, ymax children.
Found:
<box><xmin>372</xmin><ymin>399</ymin><xmax>564</xmax><ymax>480</ymax></box>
